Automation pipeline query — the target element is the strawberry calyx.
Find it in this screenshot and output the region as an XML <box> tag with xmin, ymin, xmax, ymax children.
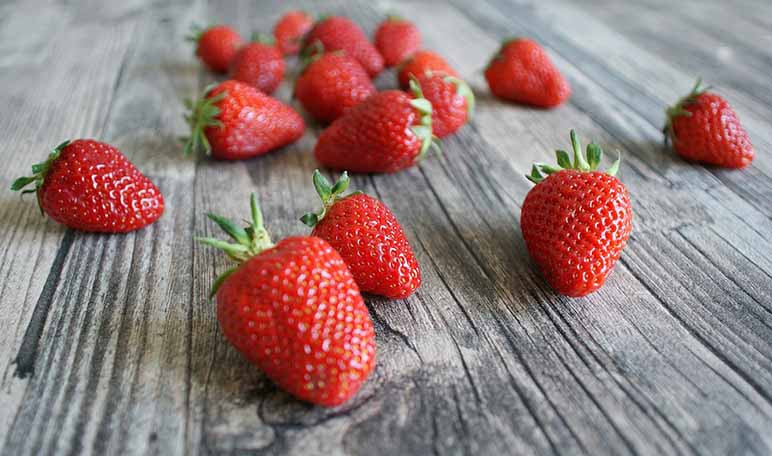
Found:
<box><xmin>197</xmin><ymin>193</ymin><xmax>274</xmax><ymax>296</ymax></box>
<box><xmin>408</xmin><ymin>77</ymin><xmax>440</xmax><ymax>158</ymax></box>
<box><xmin>181</xmin><ymin>84</ymin><xmax>226</xmax><ymax>156</ymax></box>
<box><xmin>663</xmin><ymin>78</ymin><xmax>709</xmax><ymax>146</ymax></box>
<box><xmin>527</xmin><ymin>130</ymin><xmax>620</xmax><ymax>184</ymax></box>
<box><xmin>442</xmin><ymin>74</ymin><xmax>475</xmax><ymax>119</ymax></box>
<box><xmin>10</xmin><ymin>140</ymin><xmax>70</xmax><ymax>213</ymax></box>
<box><xmin>249</xmin><ymin>32</ymin><xmax>275</xmax><ymax>45</ymax></box>
<box><xmin>300</xmin><ymin>170</ymin><xmax>361</xmax><ymax>227</ymax></box>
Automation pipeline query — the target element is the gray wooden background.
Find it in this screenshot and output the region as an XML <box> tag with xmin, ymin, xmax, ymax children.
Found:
<box><xmin>1</xmin><ymin>0</ymin><xmax>771</xmax><ymax>454</ymax></box>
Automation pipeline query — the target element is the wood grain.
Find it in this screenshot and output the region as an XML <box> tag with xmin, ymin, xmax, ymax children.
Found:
<box><xmin>0</xmin><ymin>0</ymin><xmax>770</xmax><ymax>455</ymax></box>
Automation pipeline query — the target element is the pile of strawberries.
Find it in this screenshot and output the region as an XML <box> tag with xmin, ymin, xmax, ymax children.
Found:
<box><xmin>11</xmin><ymin>10</ymin><xmax>755</xmax><ymax>408</ymax></box>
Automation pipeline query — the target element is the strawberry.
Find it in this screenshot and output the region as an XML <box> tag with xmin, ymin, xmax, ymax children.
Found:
<box><xmin>410</xmin><ymin>73</ymin><xmax>474</xmax><ymax>138</ymax></box>
<box><xmin>663</xmin><ymin>79</ymin><xmax>754</xmax><ymax>168</ymax></box>
<box><xmin>183</xmin><ymin>80</ymin><xmax>305</xmax><ymax>160</ymax></box>
<box><xmin>485</xmin><ymin>38</ymin><xmax>571</xmax><ymax>108</ymax></box>
<box><xmin>374</xmin><ymin>15</ymin><xmax>421</xmax><ymax>67</ymax></box>
<box><xmin>11</xmin><ymin>140</ymin><xmax>164</xmax><ymax>233</ymax></box>
<box><xmin>198</xmin><ymin>194</ymin><xmax>375</xmax><ymax>407</ymax></box>
<box><xmin>273</xmin><ymin>10</ymin><xmax>313</xmax><ymax>55</ymax></box>
<box><xmin>301</xmin><ymin>171</ymin><xmax>421</xmax><ymax>299</ymax></box>
<box><xmin>294</xmin><ymin>51</ymin><xmax>376</xmax><ymax>124</ymax></box>
<box><xmin>397</xmin><ymin>50</ymin><xmax>457</xmax><ymax>90</ymax></box>
<box><xmin>188</xmin><ymin>24</ymin><xmax>243</xmax><ymax>73</ymax></box>
<box><xmin>521</xmin><ymin>130</ymin><xmax>632</xmax><ymax>297</ymax></box>
<box><xmin>229</xmin><ymin>35</ymin><xmax>285</xmax><ymax>95</ymax></box>
<box><xmin>303</xmin><ymin>16</ymin><xmax>384</xmax><ymax>77</ymax></box>
<box><xmin>314</xmin><ymin>84</ymin><xmax>437</xmax><ymax>173</ymax></box>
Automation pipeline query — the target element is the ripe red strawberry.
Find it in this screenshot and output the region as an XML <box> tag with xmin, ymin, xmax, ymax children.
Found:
<box><xmin>397</xmin><ymin>50</ymin><xmax>457</xmax><ymax>90</ymax></box>
<box><xmin>188</xmin><ymin>24</ymin><xmax>243</xmax><ymax>73</ymax></box>
<box><xmin>295</xmin><ymin>51</ymin><xmax>376</xmax><ymax>123</ymax></box>
<box><xmin>521</xmin><ymin>130</ymin><xmax>632</xmax><ymax>297</ymax></box>
<box><xmin>273</xmin><ymin>10</ymin><xmax>313</xmax><ymax>55</ymax></box>
<box><xmin>485</xmin><ymin>38</ymin><xmax>571</xmax><ymax>108</ymax></box>
<box><xmin>229</xmin><ymin>35</ymin><xmax>285</xmax><ymax>94</ymax></box>
<box><xmin>314</xmin><ymin>85</ymin><xmax>437</xmax><ymax>173</ymax></box>
<box><xmin>183</xmin><ymin>80</ymin><xmax>305</xmax><ymax>160</ymax></box>
<box><xmin>198</xmin><ymin>194</ymin><xmax>375</xmax><ymax>407</ymax></box>
<box><xmin>303</xmin><ymin>16</ymin><xmax>384</xmax><ymax>77</ymax></box>
<box><xmin>374</xmin><ymin>16</ymin><xmax>421</xmax><ymax>67</ymax></box>
<box><xmin>664</xmin><ymin>79</ymin><xmax>754</xmax><ymax>168</ymax></box>
<box><xmin>410</xmin><ymin>72</ymin><xmax>474</xmax><ymax>138</ymax></box>
<box><xmin>301</xmin><ymin>171</ymin><xmax>421</xmax><ymax>299</ymax></box>
<box><xmin>11</xmin><ymin>139</ymin><xmax>164</xmax><ymax>233</ymax></box>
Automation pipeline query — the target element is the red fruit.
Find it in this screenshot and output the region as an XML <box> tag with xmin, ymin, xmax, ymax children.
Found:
<box><xmin>303</xmin><ymin>16</ymin><xmax>384</xmax><ymax>77</ymax></box>
<box><xmin>411</xmin><ymin>72</ymin><xmax>474</xmax><ymax>138</ymax></box>
<box><xmin>183</xmin><ymin>80</ymin><xmax>305</xmax><ymax>160</ymax></box>
<box><xmin>229</xmin><ymin>36</ymin><xmax>285</xmax><ymax>94</ymax></box>
<box><xmin>485</xmin><ymin>38</ymin><xmax>571</xmax><ymax>108</ymax></box>
<box><xmin>397</xmin><ymin>50</ymin><xmax>457</xmax><ymax>90</ymax></box>
<box><xmin>295</xmin><ymin>52</ymin><xmax>376</xmax><ymax>123</ymax></box>
<box><xmin>274</xmin><ymin>10</ymin><xmax>313</xmax><ymax>55</ymax></box>
<box><xmin>314</xmin><ymin>86</ymin><xmax>437</xmax><ymax>173</ymax></box>
<box><xmin>664</xmin><ymin>79</ymin><xmax>754</xmax><ymax>168</ymax></box>
<box><xmin>199</xmin><ymin>194</ymin><xmax>375</xmax><ymax>407</ymax></box>
<box><xmin>189</xmin><ymin>25</ymin><xmax>243</xmax><ymax>73</ymax></box>
<box><xmin>374</xmin><ymin>16</ymin><xmax>421</xmax><ymax>67</ymax></box>
<box><xmin>11</xmin><ymin>140</ymin><xmax>164</xmax><ymax>233</ymax></box>
<box><xmin>521</xmin><ymin>130</ymin><xmax>632</xmax><ymax>297</ymax></box>
<box><xmin>301</xmin><ymin>171</ymin><xmax>421</xmax><ymax>299</ymax></box>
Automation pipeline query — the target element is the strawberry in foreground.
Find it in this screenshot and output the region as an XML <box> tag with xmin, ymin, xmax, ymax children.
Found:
<box><xmin>410</xmin><ymin>73</ymin><xmax>474</xmax><ymax>138</ymax></box>
<box><xmin>374</xmin><ymin>15</ymin><xmax>421</xmax><ymax>67</ymax></box>
<box><xmin>301</xmin><ymin>171</ymin><xmax>421</xmax><ymax>299</ymax></box>
<box><xmin>188</xmin><ymin>24</ymin><xmax>243</xmax><ymax>73</ymax></box>
<box><xmin>397</xmin><ymin>50</ymin><xmax>457</xmax><ymax>90</ymax></box>
<box><xmin>485</xmin><ymin>38</ymin><xmax>570</xmax><ymax>108</ymax></box>
<box><xmin>11</xmin><ymin>139</ymin><xmax>164</xmax><ymax>233</ymax></box>
<box><xmin>183</xmin><ymin>80</ymin><xmax>305</xmax><ymax>160</ymax></box>
<box><xmin>303</xmin><ymin>16</ymin><xmax>384</xmax><ymax>77</ymax></box>
<box><xmin>229</xmin><ymin>34</ymin><xmax>285</xmax><ymax>95</ymax></box>
<box><xmin>198</xmin><ymin>194</ymin><xmax>375</xmax><ymax>407</ymax></box>
<box><xmin>294</xmin><ymin>50</ymin><xmax>376</xmax><ymax>123</ymax></box>
<box><xmin>314</xmin><ymin>83</ymin><xmax>437</xmax><ymax>173</ymax></box>
<box><xmin>273</xmin><ymin>10</ymin><xmax>313</xmax><ymax>55</ymax></box>
<box><xmin>521</xmin><ymin>130</ymin><xmax>632</xmax><ymax>297</ymax></box>
<box><xmin>663</xmin><ymin>79</ymin><xmax>754</xmax><ymax>168</ymax></box>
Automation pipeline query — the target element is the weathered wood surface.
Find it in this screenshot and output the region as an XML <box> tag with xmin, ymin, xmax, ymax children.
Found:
<box><xmin>0</xmin><ymin>0</ymin><xmax>770</xmax><ymax>454</ymax></box>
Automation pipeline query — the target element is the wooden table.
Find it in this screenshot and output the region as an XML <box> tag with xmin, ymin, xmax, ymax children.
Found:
<box><xmin>1</xmin><ymin>0</ymin><xmax>771</xmax><ymax>454</ymax></box>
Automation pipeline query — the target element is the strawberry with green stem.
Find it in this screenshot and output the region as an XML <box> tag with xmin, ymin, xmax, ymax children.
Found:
<box><xmin>521</xmin><ymin>130</ymin><xmax>632</xmax><ymax>297</ymax></box>
<box><xmin>301</xmin><ymin>170</ymin><xmax>421</xmax><ymax>299</ymax></box>
<box><xmin>663</xmin><ymin>78</ymin><xmax>754</xmax><ymax>168</ymax></box>
<box><xmin>198</xmin><ymin>193</ymin><xmax>375</xmax><ymax>407</ymax></box>
<box><xmin>182</xmin><ymin>80</ymin><xmax>304</xmax><ymax>160</ymax></box>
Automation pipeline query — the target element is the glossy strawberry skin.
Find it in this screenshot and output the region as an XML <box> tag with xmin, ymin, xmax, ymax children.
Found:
<box><xmin>229</xmin><ymin>42</ymin><xmax>285</xmax><ymax>94</ymax></box>
<box><xmin>521</xmin><ymin>170</ymin><xmax>632</xmax><ymax>297</ymax></box>
<box><xmin>312</xmin><ymin>194</ymin><xmax>421</xmax><ymax>299</ymax></box>
<box><xmin>413</xmin><ymin>72</ymin><xmax>469</xmax><ymax>138</ymax></box>
<box><xmin>375</xmin><ymin>17</ymin><xmax>421</xmax><ymax>67</ymax></box>
<box><xmin>295</xmin><ymin>53</ymin><xmax>376</xmax><ymax>124</ymax></box>
<box><xmin>670</xmin><ymin>93</ymin><xmax>754</xmax><ymax>168</ymax></box>
<box><xmin>304</xmin><ymin>16</ymin><xmax>384</xmax><ymax>77</ymax></box>
<box><xmin>397</xmin><ymin>50</ymin><xmax>457</xmax><ymax>89</ymax></box>
<box><xmin>485</xmin><ymin>38</ymin><xmax>570</xmax><ymax>108</ymax></box>
<box><xmin>196</xmin><ymin>25</ymin><xmax>243</xmax><ymax>73</ymax></box>
<box><xmin>314</xmin><ymin>91</ymin><xmax>425</xmax><ymax>173</ymax></box>
<box><xmin>215</xmin><ymin>236</ymin><xmax>375</xmax><ymax>407</ymax></box>
<box><xmin>205</xmin><ymin>80</ymin><xmax>305</xmax><ymax>160</ymax></box>
<box><xmin>38</xmin><ymin>140</ymin><xmax>164</xmax><ymax>233</ymax></box>
<box><xmin>274</xmin><ymin>10</ymin><xmax>313</xmax><ymax>55</ymax></box>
